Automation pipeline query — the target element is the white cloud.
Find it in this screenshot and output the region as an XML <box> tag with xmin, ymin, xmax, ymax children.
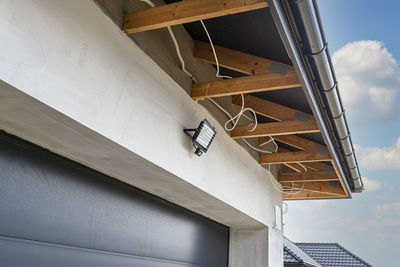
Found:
<box><xmin>362</xmin><ymin>177</ymin><xmax>381</xmax><ymax>193</ymax></box>
<box><xmin>375</xmin><ymin>202</ymin><xmax>400</xmax><ymax>214</ymax></box>
<box><xmin>332</xmin><ymin>40</ymin><xmax>400</xmax><ymax>124</ymax></box>
<box><xmin>358</xmin><ymin>137</ymin><xmax>400</xmax><ymax>169</ymax></box>
<box><xmin>285</xmin><ymin>199</ymin><xmax>330</xmax><ymax>213</ymax></box>
<box><xmin>369</xmin><ymin>87</ymin><xmax>397</xmax><ymax>113</ymax></box>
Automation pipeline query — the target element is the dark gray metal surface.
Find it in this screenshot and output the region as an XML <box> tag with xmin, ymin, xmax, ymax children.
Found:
<box><xmin>283</xmin><ymin>237</ymin><xmax>321</xmax><ymax>267</ymax></box>
<box><xmin>0</xmin><ymin>132</ymin><xmax>229</xmax><ymax>267</ymax></box>
<box><xmin>296</xmin><ymin>243</ymin><xmax>372</xmax><ymax>267</ymax></box>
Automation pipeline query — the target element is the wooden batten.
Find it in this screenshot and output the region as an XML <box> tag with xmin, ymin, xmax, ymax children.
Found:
<box><xmin>259</xmin><ymin>151</ymin><xmax>331</xmax><ymax>165</ymax></box>
<box><xmin>283</xmin><ymin>159</ymin><xmax>333</xmax><ymax>173</ymax></box>
<box><xmin>259</xmin><ymin>136</ymin><xmax>275</xmax><ymax>147</ymax></box>
<box><xmin>231</xmin><ymin>120</ymin><xmax>319</xmax><ymax>139</ymax></box>
<box><xmin>278</xmin><ymin>172</ymin><xmax>339</xmax><ymax>183</ymax></box>
<box><xmin>283</xmin><ymin>163</ymin><xmax>305</xmax><ymax>173</ymax></box>
<box><xmin>283</xmin><ymin>190</ymin><xmax>347</xmax><ymax>200</ymax></box>
<box><xmin>301</xmin><ymin>162</ymin><xmax>334</xmax><ymax>172</ymax></box>
<box><xmin>191</xmin><ymin>74</ymin><xmax>300</xmax><ymax>100</ymax></box>
<box><xmin>123</xmin><ymin>0</ymin><xmax>268</xmax><ymax>34</ymax></box>
<box><xmin>277</xmin><ymin>147</ymin><xmax>309</xmax><ymax>173</ymax></box>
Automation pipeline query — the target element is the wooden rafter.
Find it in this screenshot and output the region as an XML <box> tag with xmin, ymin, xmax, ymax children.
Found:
<box><xmin>300</xmin><ymin>162</ymin><xmax>334</xmax><ymax>172</ymax></box>
<box><xmin>233</xmin><ymin>96</ymin><xmax>329</xmax><ymax>156</ymax></box>
<box><xmin>261</xmin><ymin>136</ymin><xmax>332</xmax><ymax>172</ymax></box>
<box><xmin>275</xmin><ymin>147</ymin><xmax>313</xmax><ymax>173</ymax></box>
<box><xmin>191</xmin><ymin>74</ymin><xmax>300</xmax><ymax>100</ymax></box>
<box><xmin>277</xmin><ymin>147</ymin><xmax>332</xmax><ymax>173</ymax></box>
<box><xmin>123</xmin><ymin>0</ymin><xmax>268</xmax><ymax>34</ymax></box>
<box><xmin>259</xmin><ymin>151</ymin><xmax>331</xmax><ymax>165</ymax></box>
<box><xmin>193</xmin><ymin>40</ymin><xmax>297</xmax><ymax>78</ymax></box>
<box><xmin>273</xmin><ymin>135</ymin><xmax>328</xmax><ymax>153</ymax></box>
<box><xmin>278</xmin><ymin>172</ymin><xmax>338</xmax><ymax>183</ymax></box>
<box><xmin>283</xmin><ymin>161</ymin><xmax>333</xmax><ymax>173</ymax></box>
<box><xmin>284</xmin><ymin>163</ymin><xmax>306</xmax><ymax>172</ymax></box>
<box><xmin>231</xmin><ymin>120</ymin><xmax>319</xmax><ymax>139</ymax></box>
<box><xmin>281</xmin><ymin>181</ymin><xmax>345</xmax><ymax>197</ymax></box>
<box><xmin>282</xmin><ymin>160</ymin><xmax>335</xmax><ymax>174</ymax></box>
<box><xmin>259</xmin><ymin>136</ymin><xmax>275</xmax><ymax>147</ymax></box>
<box><xmin>261</xmin><ymin>137</ymin><xmax>333</xmax><ymax>173</ymax></box>
<box><xmin>232</xmin><ymin>95</ymin><xmax>311</xmax><ymax>122</ymax></box>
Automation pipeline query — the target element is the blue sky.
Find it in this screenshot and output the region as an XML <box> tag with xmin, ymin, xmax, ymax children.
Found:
<box><xmin>284</xmin><ymin>1</ymin><xmax>400</xmax><ymax>266</ymax></box>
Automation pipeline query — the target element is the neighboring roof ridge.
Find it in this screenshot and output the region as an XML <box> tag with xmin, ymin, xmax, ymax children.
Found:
<box><xmin>295</xmin><ymin>242</ymin><xmax>372</xmax><ymax>267</ymax></box>
<box><xmin>284</xmin><ymin>245</ymin><xmax>304</xmax><ymax>263</ymax></box>
<box><xmin>335</xmin><ymin>243</ymin><xmax>372</xmax><ymax>266</ymax></box>
<box><xmin>295</xmin><ymin>242</ymin><xmax>338</xmax><ymax>245</ymax></box>
<box><xmin>284</xmin><ymin>238</ymin><xmax>322</xmax><ymax>267</ymax></box>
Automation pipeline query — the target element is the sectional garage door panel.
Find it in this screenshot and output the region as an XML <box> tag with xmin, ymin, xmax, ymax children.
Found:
<box><xmin>0</xmin><ymin>133</ymin><xmax>229</xmax><ymax>267</ymax></box>
<box><xmin>0</xmin><ymin>236</ymin><xmax>207</xmax><ymax>267</ymax></box>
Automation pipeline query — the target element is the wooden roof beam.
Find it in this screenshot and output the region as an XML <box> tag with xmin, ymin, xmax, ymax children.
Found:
<box><xmin>259</xmin><ymin>151</ymin><xmax>331</xmax><ymax>165</ymax></box>
<box><xmin>281</xmin><ymin>181</ymin><xmax>345</xmax><ymax>197</ymax></box>
<box><xmin>300</xmin><ymin>162</ymin><xmax>334</xmax><ymax>172</ymax></box>
<box><xmin>123</xmin><ymin>0</ymin><xmax>268</xmax><ymax>34</ymax></box>
<box><xmin>278</xmin><ymin>172</ymin><xmax>339</xmax><ymax>183</ymax></box>
<box><xmin>193</xmin><ymin>40</ymin><xmax>297</xmax><ymax>79</ymax></box>
<box><xmin>283</xmin><ymin>190</ymin><xmax>347</xmax><ymax>200</ymax></box>
<box><xmin>231</xmin><ymin>120</ymin><xmax>319</xmax><ymax>139</ymax></box>
<box><xmin>273</xmin><ymin>135</ymin><xmax>328</xmax><ymax>153</ymax></box>
<box><xmin>191</xmin><ymin>74</ymin><xmax>300</xmax><ymax>100</ymax></box>
<box><xmin>232</xmin><ymin>95</ymin><xmax>329</xmax><ymax>154</ymax></box>
<box><xmin>275</xmin><ymin>147</ymin><xmax>315</xmax><ymax>173</ymax></box>
<box><xmin>283</xmin><ymin>157</ymin><xmax>333</xmax><ymax>173</ymax></box>
<box><xmin>258</xmin><ymin>131</ymin><xmax>333</xmax><ymax>173</ymax></box>
<box><xmin>232</xmin><ymin>94</ymin><xmax>311</xmax><ymax>122</ymax></box>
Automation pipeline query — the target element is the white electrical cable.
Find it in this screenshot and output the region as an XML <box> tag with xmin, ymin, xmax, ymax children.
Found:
<box><xmin>225</xmin><ymin>95</ymin><xmax>258</xmax><ymax>132</ymax></box>
<box><xmin>199</xmin><ymin>20</ymin><xmax>258</xmax><ymax>132</ymax></box>
<box><xmin>167</xmin><ymin>26</ymin><xmax>197</xmax><ymax>83</ymax></box>
<box><xmin>137</xmin><ymin>2</ymin><xmax>305</xmax><ymax>195</ymax></box>
<box><xmin>140</xmin><ymin>0</ymin><xmax>197</xmax><ymax>83</ymax></box>
<box><xmin>197</xmin><ymin>21</ymin><xmax>307</xmax><ymax>195</ymax></box>
<box><xmin>139</xmin><ymin>0</ymin><xmax>155</xmax><ymax>7</ymax></box>
<box><xmin>199</xmin><ymin>20</ymin><xmax>231</xmax><ymax>80</ymax></box>
<box><xmin>282</xmin><ymin>163</ymin><xmax>307</xmax><ymax>195</ymax></box>
<box><xmin>267</xmin><ymin>138</ymin><xmax>279</xmax><ymax>173</ymax></box>
<box><xmin>207</xmin><ymin>98</ymin><xmax>254</xmax><ymax>122</ymax></box>
<box><xmin>242</xmin><ymin>138</ymin><xmax>274</xmax><ymax>154</ymax></box>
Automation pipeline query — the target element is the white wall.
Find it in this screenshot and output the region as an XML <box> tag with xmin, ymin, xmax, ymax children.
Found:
<box><xmin>0</xmin><ymin>0</ymin><xmax>283</xmax><ymax>265</ymax></box>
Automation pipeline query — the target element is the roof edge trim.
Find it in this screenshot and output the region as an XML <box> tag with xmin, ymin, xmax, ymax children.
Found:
<box><xmin>268</xmin><ymin>0</ymin><xmax>358</xmax><ymax>194</ymax></box>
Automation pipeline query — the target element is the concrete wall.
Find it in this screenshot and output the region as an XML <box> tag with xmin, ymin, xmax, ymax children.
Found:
<box><xmin>0</xmin><ymin>0</ymin><xmax>283</xmax><ymax>266</ymax></box>
<box><xmin>93</xmin><ymin>0</ymin><xmax>281</xmax><ymax>164</ymax></box>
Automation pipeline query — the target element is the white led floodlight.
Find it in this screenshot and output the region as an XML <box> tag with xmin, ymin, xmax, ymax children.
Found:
<box><xmin>184</xmin><ymin>119</ymin><xmax>217</xmax><ymax>156</ymax></box>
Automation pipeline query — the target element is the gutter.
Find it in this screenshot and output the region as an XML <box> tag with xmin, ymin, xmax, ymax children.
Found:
<box><xmin>268</xmin><ymin>0</ymin><xmax>364</xmax><ymax>193</ymax></box>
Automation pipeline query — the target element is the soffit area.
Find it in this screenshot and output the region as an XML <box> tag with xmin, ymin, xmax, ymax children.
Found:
<box><xmin>123</xmin><ymin>0</ymin><xmax>349</xmax><ymax>200</ymax></box>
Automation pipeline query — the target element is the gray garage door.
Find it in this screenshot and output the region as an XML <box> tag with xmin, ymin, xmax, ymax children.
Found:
<box><xmin>0</xmin><ymin>132</ymin><xmax>229</xmax><ymax>267</ymax></box>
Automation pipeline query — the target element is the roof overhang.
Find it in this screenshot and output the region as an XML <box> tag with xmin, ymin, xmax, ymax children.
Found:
<box><xmin>268</xmin><ymin>0</ymin><xmax>363</xmax><ymax>194</ymax></box>
<box><xmin>124</xmin><ymin>0</ymin><xmax>363</xmax><ymax>199</ymax></box>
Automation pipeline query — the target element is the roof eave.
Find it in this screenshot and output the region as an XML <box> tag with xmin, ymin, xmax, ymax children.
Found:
<box><xmin>268</xmin><ymin>0</ymin><xmax>364</xmax><ymax>194</ymax></box>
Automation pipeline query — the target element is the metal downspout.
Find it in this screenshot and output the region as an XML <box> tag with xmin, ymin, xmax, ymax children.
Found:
<box><xmin>268</xmin><ymin>0</ymin><xmax>363</xmax><ymax>193</ymax></box>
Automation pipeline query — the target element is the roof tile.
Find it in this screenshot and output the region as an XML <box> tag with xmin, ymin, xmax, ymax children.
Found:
<box><xmin>295</xmin><ymin>243</ymin><xmax>372</xmax><ymax>267</ymax></box>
